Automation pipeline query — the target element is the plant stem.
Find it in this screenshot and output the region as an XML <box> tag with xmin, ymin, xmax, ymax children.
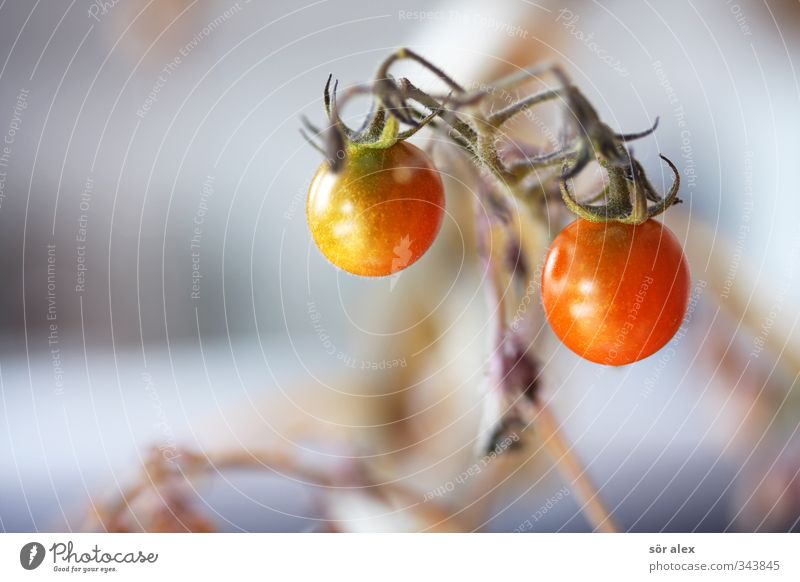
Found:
<box><xmin>87</xmin><ymin>446</ymin><xmax>463</xmax><ymax>532</ymax></box>
<box><xmin>534</xmin><ymin>403</ymin><xmax>619</xmax><ymax>533</ymax></box>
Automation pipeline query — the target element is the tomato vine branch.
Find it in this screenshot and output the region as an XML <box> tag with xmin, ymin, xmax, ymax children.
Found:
<box><xmin>303</xmin><ymin>48</ymin><xmax>681</xmax><ymax>225</ymax></box>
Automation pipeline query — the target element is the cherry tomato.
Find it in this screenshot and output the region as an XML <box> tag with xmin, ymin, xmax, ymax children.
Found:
<box><xmin>541</xmin><ymin>218</ymin><xmax>690</xmax><ymax>365</ymax></box>
<box><xmin>307</xmin><ymin>141</ymin><xmax>445</xmax><ymax>277</ymax></box>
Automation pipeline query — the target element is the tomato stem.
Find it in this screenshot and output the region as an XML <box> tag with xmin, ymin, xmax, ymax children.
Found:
<box><xmin>85</xmin><ymin>445</ymin><xmax>464</xmax><ymax>533</ymax></box>
<box><xmin>535</xmin><ymin>403</ymin><xmax>620</xmax><ymax>533</ymax></box>
<box><xmin>306</xmin><ymin>49</ymin><xmax>681</xmax><ymax>223</ymax></box>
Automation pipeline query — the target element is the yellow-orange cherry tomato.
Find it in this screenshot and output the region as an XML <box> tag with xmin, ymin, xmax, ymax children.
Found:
<box><xmin>307</xmin><ymin>141</ymin><xmax>445</xmax><ymax>277</ymax></box>
<box><xmin>541</xmin><ymin>218</ymin><xmax>690</xmax><ymax>365</ymax></box>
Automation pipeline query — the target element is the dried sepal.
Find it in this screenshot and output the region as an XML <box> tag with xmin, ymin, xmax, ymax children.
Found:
<box><xmin>560</xmin><ymin>154</ymin><xmax>681</xmax><ymax>224</ymax></box>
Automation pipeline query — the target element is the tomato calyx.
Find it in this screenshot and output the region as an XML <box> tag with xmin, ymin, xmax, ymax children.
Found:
<box><xmin>301</xmin><ymin>65</ymin><xmax>446</xmax><ymax>173</ymax></box>
<box><xmin>553</xmin><ymin>74</ymin><xmax>682</xmax><ymax>225</ymax></box>
<box><xmin>300</xmin><ymin>76</ymin><xmax>397</xmax><ymax>172</ymax></box>
<box><xmin>560</xmin><ymin>154</ymin><xmax>681</xmax><ymax>224</ymax></box>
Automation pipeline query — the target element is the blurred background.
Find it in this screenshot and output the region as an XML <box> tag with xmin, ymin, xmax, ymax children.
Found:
<box><xmin>0</xmin><ymin>0</ymin><xmax>799</xmax><ymax>532</ymax></box>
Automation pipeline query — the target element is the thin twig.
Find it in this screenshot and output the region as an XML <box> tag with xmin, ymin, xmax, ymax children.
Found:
<box><xmin>487</xmin><ymin>87</ymin><xmax>565</xmax><ymax>127</ymax></box>
<box><xmin>534</xmin><ymin>404</ymin><xmax>619</xmax><ymax>533</ymax></box>
<box><xmin>86</xmin><ymin>446</ymin><xmax>462</xmax><ymax>532</ymax></box>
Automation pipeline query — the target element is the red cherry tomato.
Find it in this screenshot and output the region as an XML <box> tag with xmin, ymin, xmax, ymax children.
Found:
<box><xmin>306</xmin><ymin>141</ymin><xmax>445</xmax><ymax>277</ymax></box>
<box><xmin>541</xmin><ymin>218</ymin><xmax>690</xmax><ymax>365</ymax></box>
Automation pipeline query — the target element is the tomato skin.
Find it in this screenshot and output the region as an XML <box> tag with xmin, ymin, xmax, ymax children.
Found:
<box><xmin>541</xmin><ymin>219</ymin><xmax>690</xmax><ymax>365</ymax></box>
<box><xmin>307</xmin><ymin>141</ymin><xmax>445</xmax><ymax>277</ymax></box>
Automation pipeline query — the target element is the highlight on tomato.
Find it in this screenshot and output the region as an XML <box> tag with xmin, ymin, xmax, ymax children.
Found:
<box><xmin>541</xmin><ymin>218</ymin><xmax>690</xmax><ymax>366</ymax></box>
<box><xmin>306</xmin><ymin>141</ymin><xmax>445</xmax><ymax>277</ymax></box>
